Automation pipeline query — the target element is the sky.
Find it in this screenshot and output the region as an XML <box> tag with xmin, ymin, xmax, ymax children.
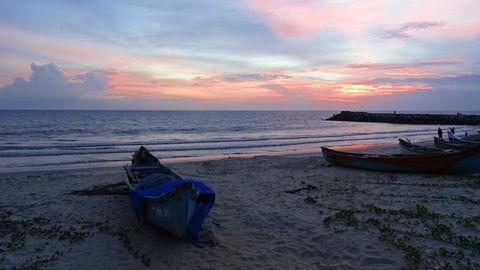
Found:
<box><xmin>0</xmin><ymin>0</ymin><xmax>479</xmax><ymax>110</ymax></box>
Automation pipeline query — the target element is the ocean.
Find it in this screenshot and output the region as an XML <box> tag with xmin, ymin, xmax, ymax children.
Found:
<box><xmin>0</xmin><ymin>110</ymin><xmax>478</xmax><ymax>172</ymax></box>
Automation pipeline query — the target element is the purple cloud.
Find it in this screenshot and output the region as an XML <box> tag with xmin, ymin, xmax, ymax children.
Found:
<box><xmin>378</xmin><ymin>21</ymin><xmax>446</xmax><ymax>39</ymax></box>
<box><xmin>0</xmin><ymin>63</ymin><xmax>107</xmax><ymax>98</ymax></box>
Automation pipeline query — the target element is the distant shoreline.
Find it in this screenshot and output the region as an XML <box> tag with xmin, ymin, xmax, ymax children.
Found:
<box><xmin>1</xmin><ymin>109</ymin><xmax>480</xmax><ymax>113</ymax></box>
<box><xmin>327</xmin><ymin>111</ymin><xmax>480</xmax><ymax>125</ymax></box>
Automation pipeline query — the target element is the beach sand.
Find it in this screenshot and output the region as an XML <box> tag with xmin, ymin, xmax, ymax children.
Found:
<box><xmin>1</xmin><ymin>149</ymin><xmax>480</xmax><ymax>269</ymax></box>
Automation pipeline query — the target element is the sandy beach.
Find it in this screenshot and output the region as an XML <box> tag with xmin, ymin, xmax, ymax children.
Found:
<box><xmin>2</xmin><ymin>0</ymin><xmax>480</xmax><ymax>268</ymax></box>
<box><xmin>1</xmin><ymin>148</ymin><xmax>480</xmax><ymax>269</ymax></box>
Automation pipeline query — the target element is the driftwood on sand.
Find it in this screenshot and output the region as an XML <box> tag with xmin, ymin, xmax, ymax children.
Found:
<box><xmin>68</xmin><ymin>182</ymin><xmax>129</xmax><ymax>196</ymax></box>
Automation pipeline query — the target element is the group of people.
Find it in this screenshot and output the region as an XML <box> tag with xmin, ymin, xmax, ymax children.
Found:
<box><xmin>437</xmin><ymin>127</ymin><xmax>456</xmax><ymax>139</ymax></box>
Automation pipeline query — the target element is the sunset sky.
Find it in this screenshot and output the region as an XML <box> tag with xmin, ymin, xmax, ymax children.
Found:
<box><xmin>0</xmin><ymin>0</ymin><xmax>479</xmax><ymax>110</ymax></box>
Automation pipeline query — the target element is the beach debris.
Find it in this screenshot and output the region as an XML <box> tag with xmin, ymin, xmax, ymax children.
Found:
<box><xmin>320</xmin><ymin>203</ymin><xmax>480</xmax><ymax>268</ymax></box>
<box><xmin>304</xmin><ymin>196</ymin><xmax>318</xmax><ymax>204</ymax></box>
<box><xmin>284</xmin><ymin>184</ymin><xmax>318</xmax><ymax>194</ymax></box>
<box><xmin>0</xmin><ymin>208</ymin><xmax>93</xmax><ymax>268</ymax></box>
<box><xmin>16</xmin><ymin>250</ymin><xmax>65</xmax><ymax>270</ymax></box>
<box><xmin>211</xmin><ymin>219</ymin><xmax>221</xmax><ymax>227</ymax></box>
<box><xmin>206</xmin><ymin>231</ymin><xmax>217</xmax><ymax>246</ymax></box>
<box><xmin>68</xmin><ymin>182</ymin><xmax>129</xmax><ymax>196</ymax></box>
<box><xmin>323</xmin><ymin>210</ymin><xmax>359</xmax><ymax>227</ymax></box>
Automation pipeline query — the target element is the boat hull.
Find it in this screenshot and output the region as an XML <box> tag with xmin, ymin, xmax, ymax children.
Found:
<box><xmin>398</xmin><ymin>138</ymin><xmax>444</xmax><ymax>154</ymax></box>
<box><xmin>126</xmin><ymin>146</ymin><xmax>215</xmax><ymax>239</ymax></box>
<box><xmin>434</xmin><ymin>137</ymin><xmax>471</xmax><ymax>150</ymax></box>
<box><xmin>144</xmin><ymin>183</ymin><xmax>197</xmax><ymax>237</ymax></box>
<box><xmin>322</xmin><ymin>145</ymin><xmax>480</xmax><ymax>173</ymax></box>
<box><xmin>448</xmin><ymin>130</ymin><xmax>480</xmax><ymax>146</ymax></box>
<box><xmin>449</xmin><ymin>137</ymin><xmax>480</xmax><ymax>146</ymax></box>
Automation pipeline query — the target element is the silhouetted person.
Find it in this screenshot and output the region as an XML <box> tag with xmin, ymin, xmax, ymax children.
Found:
<box><xmin>437</xmin><ymin>127</ymin><xmax>443</xmax><ymax>139</ymax></box>
<box><xmin>450</xmin><ymin>127</ymin><xmax>455</xmax><ymax>134</ymax></box>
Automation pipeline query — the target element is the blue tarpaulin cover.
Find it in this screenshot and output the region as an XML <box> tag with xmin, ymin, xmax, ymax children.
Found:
<box><xmin>130</xmin><ymin>179</ymin><xmax>215</xmax><ymax>239</ymax></box>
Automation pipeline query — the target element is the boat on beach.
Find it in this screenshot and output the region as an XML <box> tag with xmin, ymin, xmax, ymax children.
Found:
<box><xmin>398</xmin><ymin>138</ymin><xmax>445</xmax><ymax>154</ymax></box>
<box><xmin>448</xmin><ymin>131</ymin><xmax>480</xmax><ymax>146</ymax></box>
<box><xmin>434</xmin><ymin>136</ymin><xmax>472</xmax><ymax>150</ymax></box>
<box><xmin>321</xmin><ymin>145</ymin><xmax>480</xmax><ymax>173</ymax></box>
<box><xmin>448</xmin><ymin>130</ymin><xmax>480</xmax><ymax>141</ymax></box>
<box><xmin>124</xmin><ymin>146</ymin><xmax>215</xmax><ymax>239</ymax></box>
<box><xmin>124</xmin><ymin>146</ymin><xmax>182</xmax><ymax>189</ymax></box>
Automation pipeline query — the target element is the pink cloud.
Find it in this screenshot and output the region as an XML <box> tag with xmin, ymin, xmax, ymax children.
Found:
<box><xmin>0</xmin><ymin>26</ymin><xmax>214</xmax><ymax>82</ymax></box>
<box><xmin>247</xmin><ymin>0</ymin><xmax>479</xmax><ymax>38</ymax></box>
<box><xmin>304</xmin><ymin>62</ymin><xmax>439</xmax><ymax>79</ymax></box>
<box><xmin>346</xmin><ymin>63</ymin><xmax>437</xmax><ymax>77</ymax></box>
<box><xmin>401</xmin><ymin>0</ymin><xmax>480</xmax><ymax>36</ymax></box>
<box><xmin>0</xmin><ymin>74</ymin><xmax>15</xmax><ymax>86</ymax></box>
<box><xmin>384</xmin><ymin>68</ymin><xmax>435</xmax><ymax>77</ymax></box>
<box><xmin>247</xmin><ymin>0</ymin><xmax>385</xmax><ymax>37</ymax></box>
<box><xmin>104</xmin><ymin>70</ymin><xmax>275</xmax><ymax>100</ymax></box>
<box><xmin>338</xmin><ymin>82</ymin><xmax>431</xmax><ymax>97</ymax></box>
<box><xmin>1</xmin><ymin>61</ymin><xmax>438</xmax><ymax>109</ymax></box>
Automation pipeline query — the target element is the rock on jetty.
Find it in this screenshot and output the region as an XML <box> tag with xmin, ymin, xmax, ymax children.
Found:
<box><xmin>327</xmin><ymin>111</ymin><xmax>480</xmax><ymax>125</ymax></box>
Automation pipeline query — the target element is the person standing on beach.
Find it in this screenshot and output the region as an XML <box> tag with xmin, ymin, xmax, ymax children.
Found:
<box><xmin>450</xmin><ymin>127</ymin><xmax>455</xmax><ymax>134</ymax></box>
<box><xmin>438</xmin><ymin>127</ymin><xmax>443</xmax><ymax>139</ymax></box>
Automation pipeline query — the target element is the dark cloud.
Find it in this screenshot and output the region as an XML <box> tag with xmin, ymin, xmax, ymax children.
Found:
<box><xmin>222</xmin><ymin>73</ymin><xmax>265</xmax><ymax>82</ymax></box>
<box><xmin>222</xmin><ymin>73</ymin><xmax>291</xmax><ymax>82</ymax></box>
<box><xmin>372</xmin><ymin>74</ymin><xmax>480</xmax><ymax>110</ymax></box>
<box><xmin>415</xmin><ymin>60</ymin><xmax>459</xmax><ymax>67</ymax></box>
<box><xmin>371</xmin><ymin>74</ymin><xmax>480</xmax><ymax>88</ymax></box>
<box><xmin>0</xmin><ymin>63</ymin><xmax>107</xmax><ymax>99</ymax></box>
<box><xmin>360</xmin><ymin>74</ymin><xmax>480</xmax><ymax>110</ymax></box>
<box><xmin>261</xmin><ymin>84</ymin><xmax>296</xmax><ymax>97</ymax></box>
<box><xmin>378</xmin><ymin>21</ymin><xmax>445</xmax><ymax>39</ymax></box>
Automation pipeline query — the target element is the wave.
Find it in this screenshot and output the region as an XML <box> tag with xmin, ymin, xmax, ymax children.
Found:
<box><xmin>0</xmin><ymin>130</ymin><xmax>434</xmax><ymax>158</ymax></box>
<box><xmin>0</xmin><ymin>128</ymin><xmax>435</xmax><ymax>151</ymax></box>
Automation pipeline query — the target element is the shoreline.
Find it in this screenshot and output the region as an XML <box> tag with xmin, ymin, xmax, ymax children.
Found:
<box><xmin>0</xmin><ymin>141</ymin><xmax>400</xmax><ymax>175</ymax></box>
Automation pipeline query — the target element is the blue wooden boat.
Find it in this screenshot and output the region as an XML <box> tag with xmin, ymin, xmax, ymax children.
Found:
<box><xmin>124</xmin><ymin>146</ymin><xmax>181</xmax><ymax>189</ymax></box>
<box><xmin>125</xmin><ymin>146</ymin><xmax>215</xmax><ymax>239</ymax></box>
<box><xmin>322</xmin><ymin>144</ymin><xmax>480</xmax><ymax>173</ymax></box>
<box><xmin>398</xmin><ymin>138</ymin><xmax>446</xmax><ymax>154</ymax></box>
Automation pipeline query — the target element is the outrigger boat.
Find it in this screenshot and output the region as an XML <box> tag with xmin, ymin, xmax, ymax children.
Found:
<box><xmin>124</xmin><ymin>146</ymin><xmax>215</xmax><ymax>239</ymax></box>
<box><xmin>448</xmin><ymin>130</ymin><xmax>480</xmax><ymax>141</ymax></box>
<box><xmin>398</xmin><ymin>138</ymin><xmax>445</xmax><ymax>154</ymax></box>
<box><xmin>322</xmin><ymin>144</ymin><xmax>480</xmax><ymax>173</ymax></box>
<box><xmin>448</xmin><ymin>131</ymin><xmax>480</xmax><ymax>146</ymax></box>
<box><xmin>434</xmin><ymin>136</ymin><xmax>472</xmax><ymax>150</ymax></box>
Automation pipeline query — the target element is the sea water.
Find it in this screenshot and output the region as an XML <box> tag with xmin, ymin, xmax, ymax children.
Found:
<box><xmin>0</xmin><ymin>110</ymin><xmax>478</xmax><ymax>172</ymax></box>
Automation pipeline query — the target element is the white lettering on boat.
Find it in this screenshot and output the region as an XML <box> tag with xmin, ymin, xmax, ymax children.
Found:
<box><xmin>153</xmin><ymin>207</ymin><xmax>170</xmax><ymax>218</ymax></box>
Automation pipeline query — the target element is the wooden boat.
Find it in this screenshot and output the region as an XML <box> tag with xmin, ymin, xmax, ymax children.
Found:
<box><xmin>434</xmin><ymin>136</ymin><xmax>472</xmax><ymax>150</ymax></box>
<box><xmin>448</xmin><ymin>131</ymin><xmax>480</xmax><ymax>146</ymax></box>
<box><xmin>321</xmin><ymin>145</ymin><xmax>480</xmax><ymax>173</ymax></box>
<box><xmin>398</xmin><ymin>138</ymin><xmax>445</xmax><ymax>154</ymax></box>
<box><xmin>448</xmin><ymin>130</ymin><xmax>480</xmax><ymax>141</ymax></box>
<box><xmin>124</xmin><ymin>146</ymin><xmax>215</xmax><ymax>239</ymax></box>
<box><xmin>124</xmin><ymin>146</ymin><xmax>181</xmax><ymax>189</ymax></box>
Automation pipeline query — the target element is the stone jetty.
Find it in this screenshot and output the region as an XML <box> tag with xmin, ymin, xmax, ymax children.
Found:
<box><xmin>327</xmin><ymin>111</ymin><xmax>480</xmax><ymax>125</ymax></box>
